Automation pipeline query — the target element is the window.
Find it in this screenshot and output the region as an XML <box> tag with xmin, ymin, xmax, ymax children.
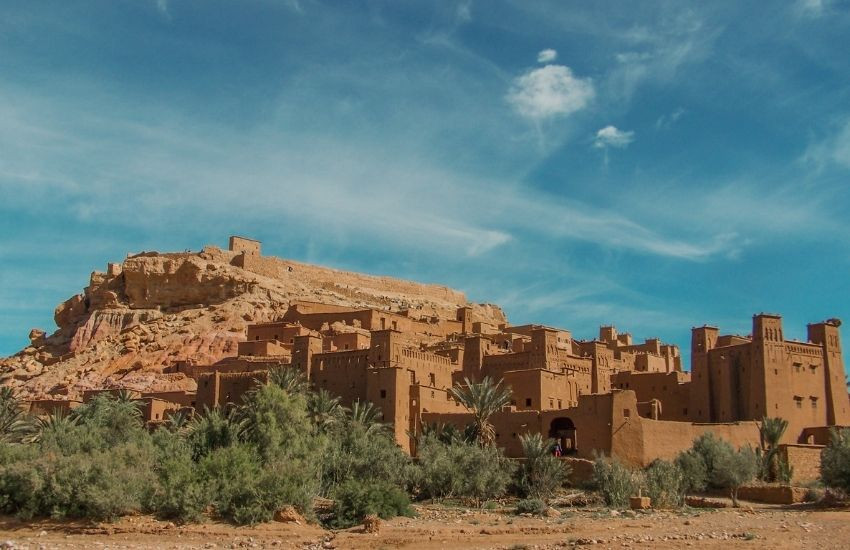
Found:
<box><xmin>795</xmin><ymin>396</ymin><xmax>803</xmax><ymax>409</ymax></box>
<box><xmin>380</xmin><ymin>390</ymin><xmax>386</xmax><ymax>399</ymax></box>
<box><xmin>623</xmin><ymin>409</ymin><xmax>631</xmax><ymax>418</ymax></box>
<box><xmin>429</xmin><ymin>373</ymin><xmax>436</xmax><ymax>386</ymax></box>
<box><xmin>558</xmin><ymin>400</ymin><xmax>562</xmax><ymax>409</ymax></box>
<box><xmin>549</xmin><ymin>398</ymin><xmax>554</xmax><ymax>408</ymax></box>
<box><xmin>409</xmin><ymin>371</ymin><xmax>415</xmax><ymax>384</ymax></box>
<box><xmin>344</xmin><ymin>344</ymin><xmax>349</xmax><ymax>350</ymax></box>
<box><xmin>683</xmin><ymin>408</ymin><xmax>688</xmax><ymax>416</ymax></box>
<box><xmin>811</xmin><ymin>397</ymin><xmax>818</xmax><ymax>409</ymax></box>
<box><xmin>525</xmin><ymin>398</ymin><xmax>532</xmax><ymax>407</ymax></box>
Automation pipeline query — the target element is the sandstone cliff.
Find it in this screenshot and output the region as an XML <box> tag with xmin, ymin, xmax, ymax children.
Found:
<box><xmin>0</xmin><ymin>242</ymin><xmax>505</xmax><ymax>400</ymax></box>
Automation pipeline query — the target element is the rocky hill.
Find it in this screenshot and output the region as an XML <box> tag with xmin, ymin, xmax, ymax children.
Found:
<box><xmin>0</xmin><ymin>240</ymin><xmax>505</xmax><ymax>400</ymax></box>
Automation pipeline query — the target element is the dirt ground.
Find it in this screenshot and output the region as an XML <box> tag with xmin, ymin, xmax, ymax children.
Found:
<box><xmin>0</xmin><ymin>501</ymin><xmax>848</xmax><ymax>550</ymax></box>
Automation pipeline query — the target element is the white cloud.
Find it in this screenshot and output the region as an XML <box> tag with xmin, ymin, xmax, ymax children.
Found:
<box><xmin>594</xmin><ymin>125</ymin><xmax>634</xmax><ymax>148</ymax></box>
<box><xmin>456</xmin><ymin>1</ymin><xmax>472</xmax><ymax>23</ymax></box>
<box><xmin>537</xmin><ymin>48</ymin><xmax>557</xmax><ymax>63</ymax></box>
<box><xmin>606</xmin><ymin>10</ymin><xmax>715</xmax><ymax>102</ymax></box>
<box><xmin>155</xmin><ymin>0</ymin><xmax>169</xmax><ymax>17</ymax></box>
<box><xmin>803</xmin><ymin>119</ymin><xmax>850</xmax><ymax>170</ymax></box>
<box><xmin>655</xmin><ymin>107</ymin><xmax>685</xmax><ymax>130</ymax></box>
<box><xmin>506</xmin><ymin>65</ymin><xmax>594</xmax><ymax>120</ymax></box>
<box><xmin>796</xmin><ymin>0</ymin><xmax>831</xmax><ymax>17</ymax></box>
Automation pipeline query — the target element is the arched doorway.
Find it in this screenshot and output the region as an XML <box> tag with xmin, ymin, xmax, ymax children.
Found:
<box><xmin>549</xmin><ymin>417</ymin><xmax>577</xmax><ymax>455</ymax></box>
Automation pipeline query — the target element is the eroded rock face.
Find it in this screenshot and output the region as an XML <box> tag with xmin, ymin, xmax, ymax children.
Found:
<box><xmin>0</xmin><ymin>244</ymin><xmax>506</xmax><ymax>400</ymax></box>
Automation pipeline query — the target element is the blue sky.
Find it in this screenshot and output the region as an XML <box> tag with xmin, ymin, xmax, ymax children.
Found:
<box><xmin>2</xmin><ymin>1</ymin><xmax>849</xmax><ymax>371</ymax></box>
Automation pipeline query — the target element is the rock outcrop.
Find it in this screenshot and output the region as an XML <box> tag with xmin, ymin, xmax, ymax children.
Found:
<box><xmin>0</xmin><ymin>241</ymin><xmax>505</xmax><ymax>400</ymax></box>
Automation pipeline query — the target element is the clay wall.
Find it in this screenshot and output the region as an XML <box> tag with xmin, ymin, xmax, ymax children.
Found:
<box><xmin>141</xmin><ymin>398</ymin><xmax>182</xmax><ymax>422</ymax></box>
<box><xmin>237</xmin><ymin>340</ymin><xmax>289</xmax><ymax>357</ymax></box>
<box><xmin>799</xmin><ymin>425</ymin><xmax>846</xmax><ymax>445</ymax></box>
<box><xmin>481</xmin><ymin>350</ymin><xmax>532</xmax><ymax>378</ymax></box>
<box><xmin>228</xmin><ymin>236</ymin><xmax>261</xmax><ymax>256</ymax></box>
<box><xmin>635</xmin><ymin>418</ymin><xmax>760</xmax><ymax>466</ymax></box>
<box><xmin>310</xmin><ymin>349</ymin><xmax>370</xmax><ymax>406</ymax></box>
<box><xmin>780</xmin><ymin>444</ymin><xmax>824</xmax><ymax>484</ymax></box>
<box><xmin>611</xmin><ymin>371</ymin><xmax>691</xmax><ymax>421</ymax></box>
<box><xmin>807</xmin><ymin>321</ymin><xmax>850</xmax><ymax>427</ymax></box>
<box><xmin>634</xmin><ymin>353</ymin><xmax>668</xmax><ymax>373</ymax></box>
<box><xmin>27</xmin><ymin>399</ymin><xmax>82</xmax><ymax>416</ymax></box>
<box><xmin>330</xmin><ymin>332</ymin><xmax>370</xmax><ymax>351</ymax></box>
<box><xmin>141</xmin><ymin>390</ymin><xmax>196</xmax><ymax>407</ymax></box>
<box><xmin>246</xmin><ymin>323</ymin><xmax>314</xmax><ymax>344</ymax></box>
<box><xmin>366</xmin><ymin>367</ymin><xmax>412</xmax><ymax>452</ymax></box>
<box><xmin>503</xmin><ymin>369</ymin><xmax>577</xmax><ymax>411</ymax></box>
<box><xmin>196</xmin><ymin>370</ymin><xmax>268</xmax><ymax>409</ymax></box>
<box><xmin>421</xmin><ymin>409</ymin><xmax>542</xmax><ymax>457</ymax></box>
<box><xmin>82</xmin><ymin>388</ymin><xmax>142</xmax><ymax>402</ymax></box>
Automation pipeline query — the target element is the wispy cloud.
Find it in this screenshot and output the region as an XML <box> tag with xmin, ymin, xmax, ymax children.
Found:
<box><xmin>506</xmin><ymin>64</ymin><xmax>594</xmax><ymax>120</ymax></box>
<box><xmin>537</xmin><ymin>48</ymin><xmax>557</xmax><ymax>63</ymax></box>
<box><xmin>594</xmin><ymin>125</ymin><xmax>634</xmax><ymax>148</ymax></box>
<box><xmin>456</xmin><ymin>0</ymin><xmax>472</xmax><ymax>23</ymax></box>
<box><xmin>803</xmin><ymin>118</ymin><xmax>850</xmax><ymax>170</ymax></box>
<box><xmin>795</xmin><ymin>0</ymin><xmax>832</xmax><ymax>17</ymax></box>
<box><xmin>655</xmin><ymin>107</ymin><xmax>685</xmax><ymax>130</ymax></box>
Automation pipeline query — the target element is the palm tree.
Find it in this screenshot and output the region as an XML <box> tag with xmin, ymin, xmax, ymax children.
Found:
<box><xmin>449</xmin><ymin>376</ymin><xmax>512</xmax><ymax>446</ymax></box>
<box><xmin>165</xmin><ymin>410</ymin><xmax>190</xmax><ymax>433</ymax></box>
<box><xmin>348</xmin><ymin>400</ymin><xmax>387</xmax><ymax>434</ymax></box>
<box><xmin>185</xmin><ymin>406</ymin><xmax>245</xmax><ymax>459</ymax></box>
<box><xmin>307</xmin><ymin>389</ymin><xmax>344</xmax><ymax>432</ymax></box>
<box><xmin>0</xmin><ymin>387</ymin><xmax>33</xmax><ymax>443</ymax></box>
<box><xmin>28</xmin><ymin>408</ymin><xmax>79</xmax><ymax>444</ymax></box>
<box><xmin>267</xmin><ymin>365</ymin><xmax>308</xmax><ymax>394</ymax></box>
<box><xmin>758</xmin><ymin>416</ymin><xmax>789</xmax><ymax>482</ymax></box>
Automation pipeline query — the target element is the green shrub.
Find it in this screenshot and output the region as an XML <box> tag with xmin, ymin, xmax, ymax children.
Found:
<box><xmin>413</xmin><ymin>436</ymin><xmax>515</xmax><ymax>505</ymax></box>
<box><xmin>644</xmin><ymin>459</ymin><xmax>682</xmax><ymax>508</ymax></box>
<box><xmin>236</xmin><ymin>384</ymin><xmax>317</xmax><ymax>462</ymax></box>
<box><xmin>37</xmin><ymin>442</ymin><xmax>156</xmax><ymax>521</ymax></box>
<box><xmin>0</xmin><ymin>457</ymin><xmax>44</xmax><ymax>519</ymax></box>
<box><xmin>592</xmin><ymin>455</ymin><xmax>638</xmax><ymax>508</ymax></box>
<box><xmin>517</xmin><ymin>433</ymin><xmax>569</xmax><ymax>501</ymax></box>
<box><xmin>515</xmin><ymin>497</ymin><xmax>546</xmax><ymax>515</ymax></box>
<box><xmin>690</xmin><ymin>432</ymin><xmax>733</xmax><ymax>489</ymax></box>
<box><xmin>147</xmin><ymin>429</ymin><xmax>209</xmax><ymax>523</ymax></box>
<box><xmin>675</xmin><ymin>449</ymin><xmax>707</xmax><ymax>501</ymax></box>
<box><xmin>821</xmin><ymin>428</ymin><xmax>850</xmax><ymax>494</ymax></box>
<box><xmin>321</xmin><ymin>421</ymin><xmax>408</xmax><ymax>496</ymax></box>
<box><xmin>332</xmin><ymin>478</ymin><xmax>413</xmax><ymax>528</ymax></box>
<box><xmin>712</xmin><ymin>446</ymin><xmax>758</xmax><ymax>507</ymax></box>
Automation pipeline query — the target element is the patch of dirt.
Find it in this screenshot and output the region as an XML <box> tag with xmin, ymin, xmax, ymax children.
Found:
<box><xmin>0</xmin><ymin>502</ymin><xmax>848</xmax><ymax>549</ymax></box>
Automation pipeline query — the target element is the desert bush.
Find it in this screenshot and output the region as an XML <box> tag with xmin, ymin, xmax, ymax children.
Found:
<box><xmin>321</xmin><ymin>420</ymin><xmax>408</xmax><ymax>496</ymax></box>
<box><xmin>644</xmin><ymin>459</ymin><xmax>682</xmax><ymax>508</ymax></box>
<box><xmin>185</xmin><ymin>407</ymin><xmax>245</xmax><ymax>460</ymax></box>
<box><xmin>413</xmin><ymin>436</ymin><xmax>515</xmax><ymax>505</ymax></box>
<box><xmin>675</xmin><ymin>449</ymin><xmax>708</xmax><ymax>501</ymax></box>
<box><xmin>690</xmin><ymin>432</ymin><xmax>732</xmax><ymax>488</ymax></box>
<box><xmin>592</xmin><ymin>455</ymin><xmax>639</xmax><ymax>508</ymax></box>
<box><xmin>17</xmin><ymin>442</ymin><xmax>156</xmax><ymax>521</ymax></box>
<box><xmin>331</xmin><ymin>478</ymin><xmax>413</xmax><ymax>528</ymax></box>
<box><xmin>711</xmin><ymin>446</ymin><xmax>758</xmax><ymax>507</ymax></box>
<box><xmin>147</xmin><ymin>429</ymin><xmax>209</xmax><ymax>523</ymax></box>
<box><xmin>821</xmin><ymin>427</ymin><xmax>850</xmax><ymax>493</ymax></box>
<box><xmin>199</xmin><ymin>443</ymin><xmax>316</xmax><ymax>525</ymax></box>
<box><xmin>517</xmin><ymin>433</ymin><xmax>569</xmax><ymax>500</ymax></box>
<box><xmin>515</xmin><ymin>497</ymin><xmax>547</xmax><ymax>515</ymax></box>
<box><xmin>236</xmin><ymin>383</ymin><xmax>317</xmax><ymax>462</ymax></box>
<box><xmin>0</xmin><ymin>456</ymin><xmax>44</xmax><ymax>518</ymax></box>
